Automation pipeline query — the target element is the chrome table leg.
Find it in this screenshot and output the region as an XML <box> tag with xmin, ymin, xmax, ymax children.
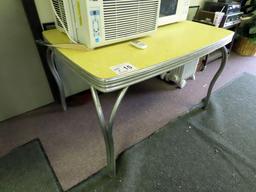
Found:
<box><xmin>91</xmin><ymin>86</ymin><xmax>129</xmax><ymax>176</ymax></box>
<box><xmin>203</xmin><ymin>46</ymin><xmax>228</xmax><ymax>109</ymax></box>
<box><xmin>46</xmin><ymin>48</ymin><xmax>67</xmax><ymax>111</ymax></box>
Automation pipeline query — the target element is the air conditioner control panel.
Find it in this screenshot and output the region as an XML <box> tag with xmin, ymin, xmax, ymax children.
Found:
<box><xmin>89</xmin><ymin>9</ymin><xmax>101</xmax><ymax>43</ymax></box>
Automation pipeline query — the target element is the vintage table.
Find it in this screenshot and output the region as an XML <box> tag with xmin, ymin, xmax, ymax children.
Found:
<box><xmin>43</xmin><ymin>21</ymin><xmax>234</xmax><ymax>176</ymax></box>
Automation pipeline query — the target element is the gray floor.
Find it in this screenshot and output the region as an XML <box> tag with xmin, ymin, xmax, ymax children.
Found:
<box><xmin>0</xmin><ymin>53</ymin><xmax>256</xmax><ymax>190</ymax></box>
<box><xmin>70</xmin><ymin>73</ymin><xmax>256</xmax><ymax>192</ymax></box>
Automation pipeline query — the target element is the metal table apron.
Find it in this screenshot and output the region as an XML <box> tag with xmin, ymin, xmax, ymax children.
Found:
<box><xmin>44</xmin><ymin>22</ymin><xmax>233</xmax><ymax>175</ymax></box>
<box><xmin>46</xmin><ymin>45</ymin><xmax>228</xmax><ymax>176</ymax></box>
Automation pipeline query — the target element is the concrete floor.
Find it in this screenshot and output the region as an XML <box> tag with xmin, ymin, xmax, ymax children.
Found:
<box><xmin>0</xmin><ymin>53</ymin><xmax>255</xmax><ymax>190</ymax></box>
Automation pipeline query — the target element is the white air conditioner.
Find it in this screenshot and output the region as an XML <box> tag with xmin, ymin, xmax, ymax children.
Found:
<box><xmin>51</xmin><ymin>0</ymin><xmax>160</xmax><ymax>49</ymax></box>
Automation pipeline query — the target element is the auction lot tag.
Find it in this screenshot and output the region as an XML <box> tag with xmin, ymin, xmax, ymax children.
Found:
<box><xmin>111</xmin><ymin>63</ymin><xmax>136</xmax><ymax>75</ymax></box>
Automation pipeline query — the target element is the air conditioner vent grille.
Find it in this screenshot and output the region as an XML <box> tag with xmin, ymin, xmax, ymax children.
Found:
<box><xmin>52</xmin><ymin>0</ymin><xmax>69</xmax><ymax>31</ymax></box>
<box><xmin>103</xmin><ymin>0</ymin><xmax>159</xmax><ymax>40</ymax></box>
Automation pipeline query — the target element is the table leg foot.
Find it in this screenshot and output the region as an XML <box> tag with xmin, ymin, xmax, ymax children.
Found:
<box><xmin>91</xmin><ymin>87</ymin><xmax>129</xmax><ymax>176</ymax></box>
<box><xmin>203</xmin><ymin>47</ymin><xmax>228</xmax><ymax>109</ymax></box>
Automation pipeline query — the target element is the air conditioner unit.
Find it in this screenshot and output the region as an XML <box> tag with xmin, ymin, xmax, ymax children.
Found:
<box><xmin>51</xmin><ymin>0</ymin><xmax>160</xmax><ymax>49</ymax></box>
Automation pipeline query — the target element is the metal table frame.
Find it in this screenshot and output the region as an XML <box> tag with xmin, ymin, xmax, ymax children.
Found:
<box><xmin>46</xmin><ymin>46</ymin><xmax>228</xmax><ymax>176</ymax></box>
<box><xmin>199</xmin><ymin>23</ymin><xmax>239</xmax><ymax>71</ymax></box>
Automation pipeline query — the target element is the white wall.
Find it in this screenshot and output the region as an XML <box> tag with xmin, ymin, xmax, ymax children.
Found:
<box><xmin>0</xmin><ymin>0</ymin><xmax>54</xmax><ymax>121</ymax></box>
<box><xmin>190</xmin><ymin>0</ymin><xmax>205</xmax><ymax>6</ymax></box>
<box><xmin>35</xmin><ymin>0</ymin><xmax>207</xmax><ymax>24</ymax></box>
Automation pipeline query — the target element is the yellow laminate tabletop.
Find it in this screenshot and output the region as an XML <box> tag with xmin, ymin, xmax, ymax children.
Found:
<box><xmin>43</xmin><ymin>21</ymin><xmax>234</xmax><ymax>80</ymax></box>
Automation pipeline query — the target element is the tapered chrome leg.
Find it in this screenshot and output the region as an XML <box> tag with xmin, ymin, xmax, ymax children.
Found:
<box><xmin>203</xmin><ymin>46</ymin><xmax>228</xmax><ymax>109</ymax></box>
<box><xmin>91</xmin><ymin>86</ymin><xmax>129</xmax><ymax>176</ymax></box>
<box><xmin>46</xmin><ymin>48</ymin><xmax>67</xmax><ymax>111</ymax></box>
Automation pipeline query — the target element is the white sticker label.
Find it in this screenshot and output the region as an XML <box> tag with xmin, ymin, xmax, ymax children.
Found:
<box><xmin>111</xmin><ymin>63</ymin><xmax>136</xmax><ymax>75</ymax></box>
